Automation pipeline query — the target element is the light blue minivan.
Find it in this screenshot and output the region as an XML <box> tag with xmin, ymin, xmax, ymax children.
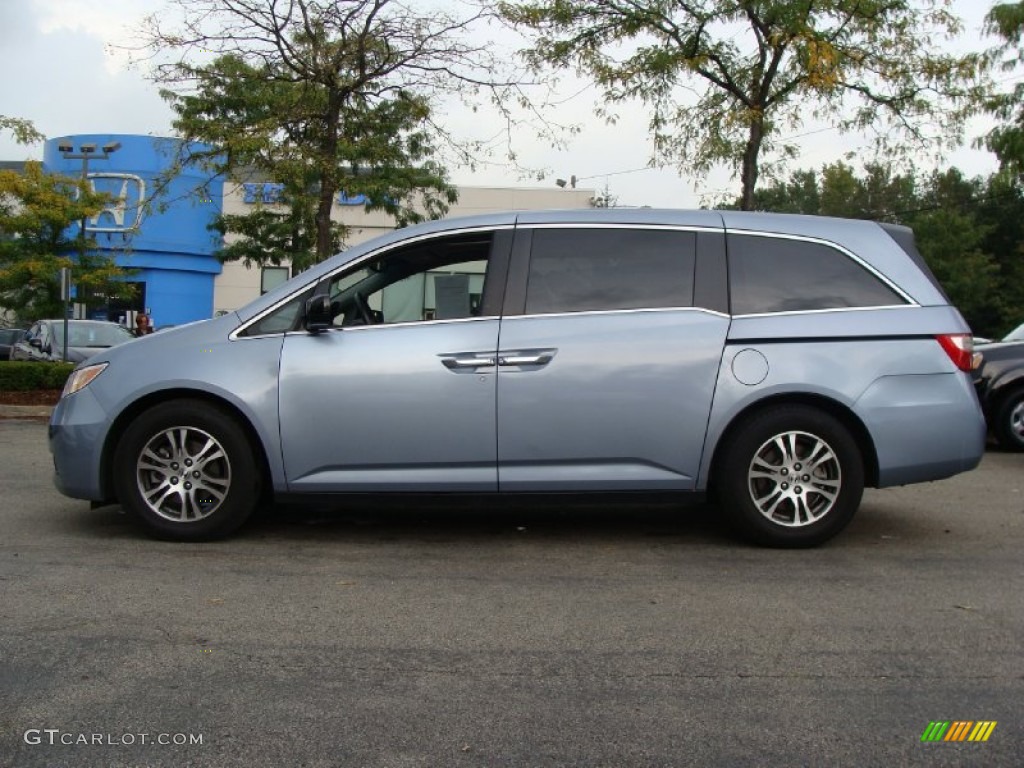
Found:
<box><xmin>50</xmin><ymin>209</ymin><xmax>986</xmax><ymax>546</ymax></box>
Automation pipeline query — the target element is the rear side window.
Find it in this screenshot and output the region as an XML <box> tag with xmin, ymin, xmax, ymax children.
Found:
<box><xmin>728</xmin><ymin>234</ymin><xmax>907</xmax><ymax>315</ymax></box>
<box><xmin>525</xmin><ymin>228</ymin><xmax>695</xmax><ymax>314</ymax></box>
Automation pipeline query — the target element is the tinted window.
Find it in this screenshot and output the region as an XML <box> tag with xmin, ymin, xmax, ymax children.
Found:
<box><xmin>728</xmin><ymin>234</ymin><xmax>907</xmax><ymax>315</ymax></box>
<box><xmin>525</xmin><ymin>228</ymin><xmax>695</xmax><ymax>314</ymax></box>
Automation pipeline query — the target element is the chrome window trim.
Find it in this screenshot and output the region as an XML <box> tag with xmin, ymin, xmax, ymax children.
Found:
<box><xmin>232</xmin><ymin>221</ymin><xmax>917</xmax><ymax>339</ymax></box>
<box><xmin>725</xmin><ymin>229</ymin><xmax>918</xmax><ymax>307</ymax></box>
<box><xmin>522</xmin><ymin>223</ymin><xmax>715</xmax><ymax>233</ymax></box>
<box><xmin>230</xmin><ymin>223</ymin><xmax>514</xmax><ymax>340</ymax></box>
<box><xmin>505</xmin><ymin>306</ymin><xmax>731</xmax><ymax>321</ymax></box>
<box><xmin>282</xmin><ymin>315</ymin><xmax>499</xmax><ymax>335</ymax></box>
<box><xmin>733</xmin><ymin>304</ymin><xmax>916</xmax><ymax>319</ymax></box>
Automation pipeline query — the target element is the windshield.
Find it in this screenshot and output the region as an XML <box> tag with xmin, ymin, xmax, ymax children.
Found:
<box><xmin>1004</xmin><ymin>323</ymin><xmax>1024</xmax><ymax>342</ymax></box>
<box><xmin>54</xmin><ymin>322</ymin><xmax>135</xmax><ymax>348</ymax></box>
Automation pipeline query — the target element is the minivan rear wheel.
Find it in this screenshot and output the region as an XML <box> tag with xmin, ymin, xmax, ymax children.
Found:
<box><xmin>716</xmin><ymin>405</ymin><xmax>864</xmax><ymax>547</ymax></box>
<box><xmin>113</xmin><ymin>400</ymin><xmax>260</xmax><ymax>541</ymax></box>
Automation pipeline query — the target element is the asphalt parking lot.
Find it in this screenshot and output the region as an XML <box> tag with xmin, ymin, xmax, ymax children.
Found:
<box><xmin>1</xmin><ymin>418</ymin><xmax>1022</xmax><ymax>767</ymax></box>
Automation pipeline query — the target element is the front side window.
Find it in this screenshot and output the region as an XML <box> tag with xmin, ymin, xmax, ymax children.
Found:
<box><xmin>241</xmin><ymin>290</ymin><xmax>311</xmax><ymax>337</ymax></box>
<box><xmin>324</xmin><ymin>232</ymin><xmax>494</xmax><ymax>328</ymax></box>
<box><xmin>728</xmin><ymin>234</ymin><xmax>908</xmax><ymax>315</ymax></box>
<box><xmin>524</xmin><ymin>228</ymin><xmax>696</xmax><ymax>315</ymax></box>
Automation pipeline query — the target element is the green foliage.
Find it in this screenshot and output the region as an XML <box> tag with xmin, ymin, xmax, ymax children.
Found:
<box><xmin>142</xmin><ymin>0</ymin><xmax>473</xmax><ymax>269</ymax></box>
<box><xmin>0</xmin><ymin>362</ymin><xmax>75</xmax><ymax>391</ymax></box>
<box><xmin>745</xmin><ymin>169</ymin><xmax>820</xmax><ymax>214</ymax></box>
<box><xmin>972</xmin><ymin>174</ymin><xmax>1024</xmax><ymax>334</ymax></box>
<box><xmin>0</xmin><ymin>116</ymin><xmax>45</xmax><ymax>146</ymax></box>
<box><xmin>212</xmin><ymin>203</ymin><xmax>320</xmax><ymax>272</ymax></box>
<box><xmin>982</xmin><ymin>2</ymin><xmax>1024</xmax><ymax>177</ymax></box>
<box><xmin>911</xmin><ymin>209</ymin><xmax>1001</xmax><ymax>334</ymax></box>
<box><xmin>501</xmin><ymin>0</ymin><xmax>983</xmax><ymax>208</ymax></box>
<box><xmin>0</xmin><ymin>162</ymin><xmax>136</xmax><ymax>323</ymax></box>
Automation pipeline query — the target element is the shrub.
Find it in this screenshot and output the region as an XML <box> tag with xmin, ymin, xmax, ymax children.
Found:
<box><xmin>0</xmin><ymin>362</ymin><xmax>76</xmax><ymax>391</ymax></box>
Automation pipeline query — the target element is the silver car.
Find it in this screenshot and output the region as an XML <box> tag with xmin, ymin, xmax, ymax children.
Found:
<box><xmin>12</xmin><ymin>319</ymin><xmax>135</xmax><ymax>363</ymax></box>
<box><xmin>49</xmin><ymin>210</ymin><xmax>986</xmax><ymax>546</ymax></box>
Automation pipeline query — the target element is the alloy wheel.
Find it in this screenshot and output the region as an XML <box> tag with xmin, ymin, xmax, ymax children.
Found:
<box><xmin>135</xmin><ymin>426</ymin><xmax>232</xmax><ymax>522</ymax></box>
<box><xmin>747</xmin><ymin>430</ymin><xmax>842</xmax><ymax>527</ymax></box>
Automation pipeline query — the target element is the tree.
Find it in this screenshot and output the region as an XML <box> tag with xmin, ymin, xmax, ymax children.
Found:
<box><xmin>0</xmin><ymin>162</ymin><xmax>135</xmax><ymax>322</ymax></box>
<box><xmin>0</xmin><ymin>116</ymin><xmax>44</xmax><ymax>147</ymax></box>
<box><xmin>741</xmin><ymin>160</ymin><xmax>916</xmax><ymax>219</ymax></box>
<box><xmin>905</xmin><ymin>170</ymin><xmax>1000</xmax><ymax>333</ymax></box>
<box><xmin>746</xmin><ymin>168</ymin><xmax>820</xmax><ymax>214</ymax></box>
<box><xmin>974</xmin><ymin>172</ymin><xmax>1024</xmax><ymax>334</ymax></box>
<box><xmin>500</xmin><ymin>0</ymin><xmax>983</xmax><ymax>209</ymax></box>
<box><xmin>982</xmin><ymin>2</ymin><xmax>1024</xmax><ymax>176</ymax></box>
<box><xmin>134</xmin><ymin>0</ymin><xmax>520</xmax><ymax>269</ymax></box>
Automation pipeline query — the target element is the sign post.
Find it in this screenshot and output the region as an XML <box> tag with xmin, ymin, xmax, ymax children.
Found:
<box><xmin>60</xmin><ymin>266</ymin><xmax>71</xmax><ymax>362</ymax></box>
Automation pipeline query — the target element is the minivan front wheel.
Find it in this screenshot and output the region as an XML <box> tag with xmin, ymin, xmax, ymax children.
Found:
<box><xmin>113</xmin><ymin>400</ymin><xmax>260</xmax><ymax>541</ymax></box>
<box><xmin>717</xmin><ymin>405</ymin><xmax>864</xmax><ymax>547</ymax></box>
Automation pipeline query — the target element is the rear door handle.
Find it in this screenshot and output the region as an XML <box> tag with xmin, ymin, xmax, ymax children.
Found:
<box><xmin>497</xmin><ymin>350</ymin><xmax>555</xmax><ymax>366</ymax></box>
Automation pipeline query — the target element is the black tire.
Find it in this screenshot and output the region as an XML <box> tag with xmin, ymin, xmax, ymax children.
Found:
<box><xmin>993</xmin><ymin>388</ymin><xmax>1024</xmax><ymax>452</ymax></box>
<box><xmin>715</xmin><ymin>405</ymin><xmax>864</xmax><ymax>548</ymax></box>
<box><xmin>113</xmin><ymin>399</ymin><xmax>261</xmax><ymax>541</ymax></box>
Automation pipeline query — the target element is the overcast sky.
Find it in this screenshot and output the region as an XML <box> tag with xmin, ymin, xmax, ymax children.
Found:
<box><xmin>0</xmin><ymin>0</ymin><xmax>1007</xmax><ymax>208</ymax></box>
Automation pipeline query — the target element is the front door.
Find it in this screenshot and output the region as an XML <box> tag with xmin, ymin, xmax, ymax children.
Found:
<box><xmin>278</xmin><ymin>229</ymin><xmax>511</xmax><ymax>492</ymax></box>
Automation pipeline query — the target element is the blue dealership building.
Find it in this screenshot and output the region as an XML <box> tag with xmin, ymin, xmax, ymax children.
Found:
<box><xmin>43</xmin><ymin>134</ymin><xmax>224</xmax><ymax>328</ymax></box>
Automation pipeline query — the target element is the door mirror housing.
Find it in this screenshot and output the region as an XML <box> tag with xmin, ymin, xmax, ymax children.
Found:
<box><xmin>29</xmin><ymin>337</ymin><xmax>43</xmax><ymax>349</ymax></box>
<box><xmin>304</xmin><ymin>295</ymin><xmax>332</xmax><ymax>334</ymax></box>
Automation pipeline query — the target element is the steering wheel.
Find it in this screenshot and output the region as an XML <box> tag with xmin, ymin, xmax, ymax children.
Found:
<box><xmin>353</xmin><ymin>291</ymin><xmax>374</xmax><ymax>325</ymax></box>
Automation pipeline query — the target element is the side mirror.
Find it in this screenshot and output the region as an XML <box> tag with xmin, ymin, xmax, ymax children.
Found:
<box><xmin>304</xmin><ymin>295</ymin><xmax>332</xmax><ymax>334</ymax></box>
<box><xmin>29</xmin><ymin>338</ymin><xmax>43</xmax><ymax>349</ymax></box>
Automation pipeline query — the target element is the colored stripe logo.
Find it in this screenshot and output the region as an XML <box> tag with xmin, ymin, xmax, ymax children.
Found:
<box><xmin>921</xmin><ymin>721</ymin><xmax>997</xmax><ymax>742</ymax></box>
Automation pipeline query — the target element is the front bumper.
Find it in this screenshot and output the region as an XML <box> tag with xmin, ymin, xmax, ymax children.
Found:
<box><xmin>49</xmin><ymin>387</ymin><xmax>112</xmax><ymax>501</ymax></box>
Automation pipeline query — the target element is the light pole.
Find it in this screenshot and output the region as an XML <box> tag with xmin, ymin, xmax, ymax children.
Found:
<box><xmin>57</xmin><ymin>140</ymin><xmax>121</xmax><ymax>362</ymax></box>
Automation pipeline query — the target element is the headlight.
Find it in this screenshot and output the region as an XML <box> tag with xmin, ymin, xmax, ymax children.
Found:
<box><xmin>62</xmin><ymin>363</ymin><xmax>108</xmax><ymax>398</ymax></box>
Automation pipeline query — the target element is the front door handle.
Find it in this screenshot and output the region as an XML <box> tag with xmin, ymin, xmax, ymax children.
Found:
<box><xmin>441</xmin><ymin>355</ymin><xmax>496</xmax><ymax>370</ymax></box>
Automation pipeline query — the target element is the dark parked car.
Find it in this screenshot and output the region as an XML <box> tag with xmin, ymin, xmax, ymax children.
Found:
<box><xmin>10</xmin><ymin>319</ymin><xmax>135</xmax><ymax>363</ymax></box>
<box><xmin>1003</xmin><ymin>322</ymin><xmax>1024</xmax><ymax>343</ymax></box>
<box><xmin>0</xmin><ymin>328</ymin><xmax>27</xmax><ymax>360</ymax></box>
<box><xmin>975</xmin><ymin>321</ymin><xmax>1024</xmax><ymax>347</ymax></box>
<box><xmin>975</xmin><ymin>339</ymin><xmax>1024</xmax><ymax>451</ymax></box>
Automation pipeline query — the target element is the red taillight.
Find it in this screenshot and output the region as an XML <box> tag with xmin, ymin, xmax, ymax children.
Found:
<box><xmin>936</xmin><ymin>334</ymin><xmax>977</xmax><ymax>372</ymax></box>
